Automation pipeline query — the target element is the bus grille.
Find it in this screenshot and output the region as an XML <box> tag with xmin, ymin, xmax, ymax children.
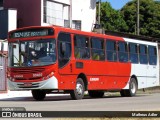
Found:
<box><xmin>13</xmin><ymin>68</ymin><xmax>45</xmax><ymax>74</ymax></box>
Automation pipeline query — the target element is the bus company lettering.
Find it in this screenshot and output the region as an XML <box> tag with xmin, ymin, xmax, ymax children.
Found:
<box><xmin>14</xmin><ymin>75</ymin><xmax>23</xmax><ymax>78</ymax></box>
<box><xmin>90</xmin><ymin>78</ymin><xmax>99</xmax><ymax>81</ymax></box>
<box><xmin>33</xmin><ymin>73</ymin><xmax>42</xmax><ymax>78</ymax></box>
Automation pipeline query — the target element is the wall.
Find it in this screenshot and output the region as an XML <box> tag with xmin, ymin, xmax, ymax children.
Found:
<box><xmin>4</xmin><ymin>0</ymin><xmax>41</xmax><ymax>28</ymax></box>
<box><xmin>72</xmin><ymin>0</ymin><xmax>96</xmax><ymax>32</ymax></box>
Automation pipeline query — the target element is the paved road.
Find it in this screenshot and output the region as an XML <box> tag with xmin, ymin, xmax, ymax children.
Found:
<box><xmin>0</xmin><ymin>93</ymin><xmax>160</xmax><ymax>111</ymax></box>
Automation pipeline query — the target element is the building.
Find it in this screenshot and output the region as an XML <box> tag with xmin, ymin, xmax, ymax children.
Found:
<box><xmin>2</xmin><ymin>0</ymin><xmax>96</xmax><ymax>32</ymax></box>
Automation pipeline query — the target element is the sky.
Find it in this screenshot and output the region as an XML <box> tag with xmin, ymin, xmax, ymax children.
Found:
<box><xmin>101</xmin><ymin>0</ymin><xmax>132</xmax><ymax>10</ymax></box>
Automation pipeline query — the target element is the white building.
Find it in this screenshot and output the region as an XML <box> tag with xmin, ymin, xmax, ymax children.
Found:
<box><xmin>42</xmin><ymin>0</ymin><xmax>97</xmax><ymax>32</ymax></box>
<box><xmin>1</xmin><ymin>0</ymin><xmax>97</xmax><ymax>39</ymax></box>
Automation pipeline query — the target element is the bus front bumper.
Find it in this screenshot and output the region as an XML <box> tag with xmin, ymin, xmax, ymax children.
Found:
<box><xmin>8</xmin><ymin>76</ymin><xmax>58</xmax><ymax>90</ymax></box>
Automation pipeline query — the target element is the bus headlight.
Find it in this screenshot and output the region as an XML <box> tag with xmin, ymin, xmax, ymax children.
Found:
<box><xmin>42</xmin><ymin>72</ymin><xmax>54</xmax><ymax>80</ymax></box>
<box><xmin>9</xmin><ymin>77</ymin><xmax>15</xmax><ymax>82</ymax></box>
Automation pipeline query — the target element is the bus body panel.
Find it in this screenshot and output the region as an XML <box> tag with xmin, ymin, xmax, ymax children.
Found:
<box><xmin>123</xmin><ymin>38</ymin><xmax>159</xmax><ymax>89</ymax></box>
<box><xmin>7</xmin><ymin>26</ymin><xmax>159</xmax><ymax>93</ymax></box>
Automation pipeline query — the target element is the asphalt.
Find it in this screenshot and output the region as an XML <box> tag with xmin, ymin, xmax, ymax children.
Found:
<box><xmin>0</xmin><ymin>91</ymin><xmax>32</xmax><ymax>99</ymax></box>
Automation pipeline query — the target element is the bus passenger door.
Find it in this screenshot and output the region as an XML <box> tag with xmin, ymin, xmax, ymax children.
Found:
<box><xmin>147</xmin><ymin>46</ymin><xmax>158</xmax><ymax>87</ymax></box>
<box><xmin>57</xmin><ymin>32</ymin><xmax>72</xmax><ymax>75</ymax></box>
<box><xmin>57</xmin><ymin>32</ymin><xmax>74</xmax><ymax>89</ymax></box>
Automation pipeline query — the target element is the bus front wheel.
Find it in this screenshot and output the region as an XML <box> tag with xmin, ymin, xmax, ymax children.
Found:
<box><xmin>32</xmin><ymin>90</ymin><xmax>46</xmax><ymax>101</ymax></box>
<box><xmin>70</xmin><ymin>78</ymin><xmax>85</xmax><ymax>100</ymax></box>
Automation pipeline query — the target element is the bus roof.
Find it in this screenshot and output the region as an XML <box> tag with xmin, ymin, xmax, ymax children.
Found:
<box><xmin>8</xmin><ymin>26</ymin><xmax>159</xmax><ymax>43</ymax></box>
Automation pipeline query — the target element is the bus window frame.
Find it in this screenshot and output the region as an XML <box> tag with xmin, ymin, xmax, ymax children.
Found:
<box><xmin>105</xmin><ymin>39</ymin><xmax>118</xmax><ymax>62</ymax></box>
<box><xmin>128</xmin><ymin>42</ymin><xmax>139</xmax><ymax>64</ymax></box>
<box><xmin>91</xmin><ymin>37</ymin><xmax>105</xmax><ymax>61</ymax></box>
<box><xmin>117</xmin><ymin>41</ymin><xmax>129</xmax><ymax>63</ymax></box>
<box><xmin>73</xmin><ymin>34</ymin><xmax>90</xmax><ymax>60</ymax></box>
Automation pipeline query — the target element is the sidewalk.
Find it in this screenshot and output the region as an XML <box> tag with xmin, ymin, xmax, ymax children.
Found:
<box><xmin>0</xmin><ymin>90</ymin><xmax>32</xmax><ymax>99</ymax></box>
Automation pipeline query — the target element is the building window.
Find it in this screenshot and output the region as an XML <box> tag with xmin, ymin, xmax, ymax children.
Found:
<box><xmin>43</xmin><ymin>0</ymin><xmax>70</xmax><ymax>27</ymax></box>
<box><xmin>74</xmin><ymin>35</ymin><xmax>90</xmax><ymax>59</ymax></box>
<box><xmin>72</xmin><ymin>20</ymin><xmax>81</xmax><ymax>30</ymax></box>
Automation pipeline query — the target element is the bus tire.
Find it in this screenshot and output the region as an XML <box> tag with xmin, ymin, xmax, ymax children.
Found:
<box><xmin>32</xmin><ymin>90</ymin><xmax>46</xmax><ymax>101</ymax></box>
<box><xmin>88</xmin><ymin>90</ymin><xmax>104</xmax><ymax>98</ymax></box>
<box><xmin>120</xmin><ymin>78</ymin><xmax>137</xmax><ymax>97</ymax></box>
<box><xmin>128</xmin><ymin>77</ymin><xmax>137</xmax><ymax>97</ymax></box>
<box><xmin>70</xmin><ymin>78</ymin><xmax>85</xmax><ymax>100</ymax></box>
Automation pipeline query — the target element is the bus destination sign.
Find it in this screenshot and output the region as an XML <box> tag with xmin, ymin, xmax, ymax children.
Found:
<box><xmin>9</xmin><ymin>28</ymin><xmax>54</xmax><ymax>38</ymax></box>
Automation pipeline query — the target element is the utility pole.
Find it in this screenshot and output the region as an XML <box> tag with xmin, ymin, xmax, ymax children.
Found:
<box><xmin>98</xmin><ymin>0</ymin><xmax>101</xmax><ymax>25</ymax></box>
<box><xmin>137</xmin><ymin>0</ymin><xmax>140</xmax><ymax>35</ymax></box>
<box><xmin>70</xmin><ymin>0</ymin><xmax>72</xmax><ymax>28</ymax></box>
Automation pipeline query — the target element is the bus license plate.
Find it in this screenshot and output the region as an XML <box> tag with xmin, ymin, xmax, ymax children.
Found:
<box><xmin>24</xmin><ymin>83</ymin><xmax>32</xmax><ymax>87</ymax></box>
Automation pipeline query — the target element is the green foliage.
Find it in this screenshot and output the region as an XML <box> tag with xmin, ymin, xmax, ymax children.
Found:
<box><xmin>98</xmin><ymin>2</ymin><xmax>128</xmax><ymax>32</ymax></box>
<box><xmin>121</xmin><ymin>0</ymin><xmax>160</xmax><ymax>37</ymax></box>
<box><xmin>98</xmin><ymin>0</ymin><xmax>160</xmax><ymax>37</ymax></box>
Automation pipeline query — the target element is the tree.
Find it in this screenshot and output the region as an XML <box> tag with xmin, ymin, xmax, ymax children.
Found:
<box><xmin>98</xmin><ymin>2</ymin><xmax>128</xmax><ymax>32</ymax></box>
<box><xmin>121</xmin><ymin>0</ymin><xmax>160</xmax><ymax>37</ymax></box>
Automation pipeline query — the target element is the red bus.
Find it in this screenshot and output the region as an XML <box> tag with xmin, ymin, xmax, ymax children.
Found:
<box><xmin>7</xmin><ymin>26</ymin><xmax>159</xmax><ymax>100</ymax></box>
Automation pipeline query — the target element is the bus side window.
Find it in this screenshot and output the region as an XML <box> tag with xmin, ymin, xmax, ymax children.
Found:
<box><xmin>148</xmin><ymin>46</ymin><xmax>157</xmax><ymax>65</ymax></box>
<box><xmin>129</xmin><ymin>43</ymin><xmax>139</xmax><ymax>64</ymax></box>
<box><xmin>118</xmin><ymin>42</ymin><xmax>128</xmax><ymax>62</ymax></box>
<box><xmin>74</xmin><ymin>35</ymin><xmax>90</xmax><ymax>59</ymax></box>
<box><xmin>106</xmin><ymin>40</ymin><xmax>117</xmax><ymax>61</ymax></box>
<box><xmin>139</xmin><ymin>44</ymin><xmax>148</xmax><ymax>64</ymax></box>
<box><xmin>91</xmin><ymin>37</ymin><xmax>105</xmax><ymax>61</ymax></box>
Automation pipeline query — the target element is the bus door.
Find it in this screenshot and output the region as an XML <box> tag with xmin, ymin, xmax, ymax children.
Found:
<box><xmin>57</xmin><ymin>32</ymin><xmax>72</xmax><ymax>75</ymax></box>
<box><xmin>147</xmin><ymin>45</ymin><xmax>158</xmax><ymax>87</ymax></box>
<box><xmin>138</xmin><ymin>44</ymin><xmax>148</xmax><ymax>88</ymax></box>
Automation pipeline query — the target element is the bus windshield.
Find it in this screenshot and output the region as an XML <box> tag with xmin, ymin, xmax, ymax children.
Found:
<box><xmin>9</xmin><ymin>38</ymin><xmax>56</xmax><ymax>67</ymax></box>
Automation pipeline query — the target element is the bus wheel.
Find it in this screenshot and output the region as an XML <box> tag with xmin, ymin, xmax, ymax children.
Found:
<box><xmin>120</xmin><ymin>78</ymin><xmax>137</xmax><ymax>97</ymax></box>
<box><xmin>70</xmin><ymin>78</ymin><xmax>85</xmax><ymax>100</ymax></box>
<box><xmin>88</xmin><ymin>90</ymin><xmax>104</xmax><ymax>98</ymax></box>
<box><xmin>128</xmin><ymin>77</ymin><xmax>137</xmax><ymax>97</ymax></box>
<box><xmin>32</xmin><ymin>90</ymin><xmax>46</xmax><ymax>101</ymax></box>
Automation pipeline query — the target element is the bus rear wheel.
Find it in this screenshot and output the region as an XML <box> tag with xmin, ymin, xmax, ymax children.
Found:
<box><xmin>88</xmin><ymin>90</ymin><xmax>104</xmax><ymax>98</ymax></box>
<box><xmin>120</xmin><ymin>78</ymin><xmax>137</xmax><ymax>97</ymax></box>
<box><xmin>70</xmin><ymin>78</ymin><xmax>85</xmax><ymax>100</ymax></box>
<box><xmin>32</xmin><ymin>90</ymin><xmax>46</xmax><ymax>101</ymax></box>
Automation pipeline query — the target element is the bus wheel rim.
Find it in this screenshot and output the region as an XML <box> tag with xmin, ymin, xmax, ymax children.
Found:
<box><xmin>76</xmin><ymin>83</ymin><xmax>83</xmax><ymax>95</ymax></box>
<box><xmin>131</xmin><ymin>82</ymin><xmax>136</xmax><ymax>94</ymax></box>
